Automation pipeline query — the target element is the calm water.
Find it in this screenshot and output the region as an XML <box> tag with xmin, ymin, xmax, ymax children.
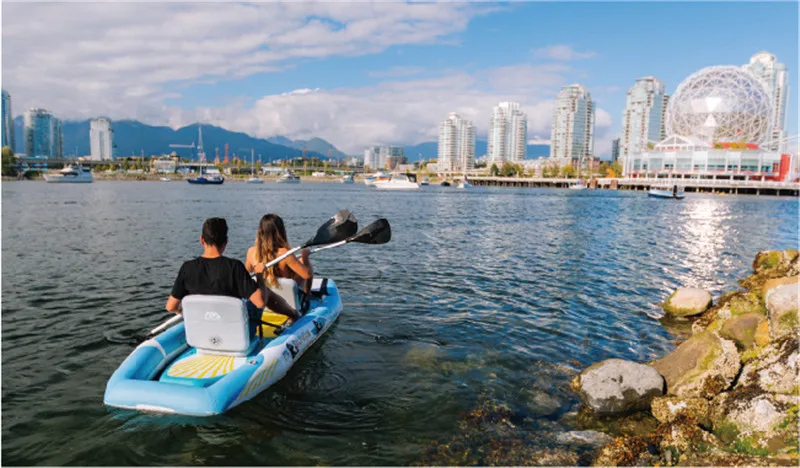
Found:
<box><xmin>2</xmin><ymin>181</ymin><xmax>797</xmax><ymax>465</ymax></box>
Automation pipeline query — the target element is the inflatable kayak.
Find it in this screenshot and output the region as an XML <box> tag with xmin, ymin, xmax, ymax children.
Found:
<box><xmin>104</xmin><ymin>278</ymin><xmax>341</xmax><ymax>416</ymax></box>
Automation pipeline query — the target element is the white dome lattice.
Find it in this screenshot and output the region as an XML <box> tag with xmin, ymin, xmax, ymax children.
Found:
<box><xmin>665</xmin><ymin>66</ymin><xmax>773</xmax><ymax>145</ymax></box>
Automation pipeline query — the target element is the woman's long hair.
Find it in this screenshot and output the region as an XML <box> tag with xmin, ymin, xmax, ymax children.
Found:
<box><xmin>255</xmin><ymin>214</ymin><xmax>290</xmax><ymax>286</ymax></box>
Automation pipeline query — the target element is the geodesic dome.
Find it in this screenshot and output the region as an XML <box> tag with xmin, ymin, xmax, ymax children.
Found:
<box><xmin>665</xmin><ymin>66</ymin><xmax>773</xmax><ymax>145</ymax></box>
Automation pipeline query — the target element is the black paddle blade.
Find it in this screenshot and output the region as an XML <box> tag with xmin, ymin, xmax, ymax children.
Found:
<box><xmin>351</xmin><ymin>218</ymin><xmax>391</xmax><ymax>244</ymax></box>
<box><xmin>307</xmin><ymin>210</ymin><xmax>358</xmax><ymax>246</ymax></box>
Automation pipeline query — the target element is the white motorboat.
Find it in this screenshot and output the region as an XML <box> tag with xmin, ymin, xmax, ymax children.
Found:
<box><xmin>420</xmin><ymin>177</ymin><xmax>430</xmax><ymax>186</ymax></box>
<box><xmin>245</xmin><ymin>149</ymin><xmax>263</xmax><ymax>183</ymax></box>
<box><xmin>374</xmin><ymin>174</ymin><xmax>419</xmax><ymax>190</ymax></box>
<box><xmin>44</xmin><ymin>164</ymin><xmax>93</xmax><ymax>183</ymax></box>
<box><xmin>649</xmin><ymin>183</ymin><xmax>685</xmax><ymax>199</ymax></box>
<box><xmin>568</xmin><ymin>181</ymin><xmax>587</xmax><ymax>190</ymax></box>
<box><xmin>247</xmin><ymin>177</ymin><xmax>263</xmax><ymax>184</ymax></box>
<box><xmin>364</xmin><ymin>172</ymin><xmax>390</xmax><ymax>186</ymax></box>
<box><xmin>341</xmin><ymin>174</ymin><xmax>355</xmax><ymax>184</ymax></box>
<box><xmin>277</xmin><ymin>170</ymin><xmax>301</xmax><ymax>183</ymax></box>
<box><xmin>160</xmin><ymin>177</ymin><xmax>171</xmax><ymax>182</ymax></box>
<box><xmin>455</xmin><ymin>177</ymin><xmax>472</xmax><ymax>189</ymax></box>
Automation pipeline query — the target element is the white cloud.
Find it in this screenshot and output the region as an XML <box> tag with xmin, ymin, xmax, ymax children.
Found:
<box><xmin>528</xmin><ymin>137</ymin><xmax>551</xmax><ymax>145</ymax></box>
<box><xmin>534</xmin><ymin>45</ymin><xmax>596</xmax><ymax>61</ymax></box>
<box><xmin>3</xmin><ymin>3</ymin><xmax>617</xmax><ymax>156</ymax></box>
<box><xmin>2</xmin><ymin>2</ymin><xmax>485</xmax><ymax>122</ymax></box>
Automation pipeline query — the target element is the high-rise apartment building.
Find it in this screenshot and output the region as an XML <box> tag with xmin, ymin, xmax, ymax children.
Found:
<box><xmin>743</xmin><ymin>52</ymin><xmax>789</xmax><ymax>152</ymax></box>
<box><xmin>488</xmin><ymin>102</ymin><xmax>527</xmax><ymax>164</ymax></box>
<box><xmin>2</xmin><ymin>89</ymin><xmax>14</xmax><ymax>151</ymax></box>
<box><xmin>550</xmin><ymin>84</ymin><xmax>595</xmax><ymax>166</ymax></box>
<box><xmin>621</xmin><ymin>77</ymin><xmax>668</xmax><ymax>162</ymax></box>
<box><xmin>90</xmin><ymin>117</ymin><xmax>114</xmax><ymax>160</ymax></box>
<box><xmin>438</xmin><ymin>112</ymin><xmax>476</xmax><ymax>172</ymax></box>
<box><xmin>24</xmin><ymin>108</ymin><xmax>62</xmax><ymax>158</ymax></box>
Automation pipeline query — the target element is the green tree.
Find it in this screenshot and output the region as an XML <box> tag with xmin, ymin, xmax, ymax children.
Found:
<box><xmin>490</xmin><ymin>163</ymin><xmax>499</xmax><ymax>176</ymax></box>
<box><xmin>610</xmin><ymin>161</ymin><xmax>623</xmax><ymax>178</ymax></box>
<box><xmin>597</xmin><ymin>162</ymin><xmax>610</xmax><ymax>177</ymax></box>
<box><xmin>2</xmin><ymin>146</ymin><xmax>18</xmax><ymax>176</ymax></box>
<box><xmin>560</xmin><ymin>164</ymin><xmax>576</xmax><ymax>178</ymax></box>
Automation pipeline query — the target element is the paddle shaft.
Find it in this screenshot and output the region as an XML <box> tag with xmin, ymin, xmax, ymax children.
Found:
<box><xmin>148</xmin><ymin>314</ymin><xmax>183</xmax><ymax>338</ymax></box>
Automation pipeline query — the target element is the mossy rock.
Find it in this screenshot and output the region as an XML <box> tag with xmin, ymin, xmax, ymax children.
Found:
<box><xmin>651</xmin><ymin>396</ymin><xmax>711</xmax><ymax>427</ymax></box>
<box><xmin>719</xmin><ymin>313</ymin><xmax>766</xmax><ymax>351</ymax></box>
<box><xmin>651</xmin><ymin>331</ymin><xmax>741</xmax><ymax>398</ymax></box>
<box><xmin>593</xmin><ymin>435</ymin><xmax>650</xmax><ymax>466</ymax></box>
<box><xmin>709</xmin><ymin>387</ymin><xmax>799</xmax><ymax>452</ymax></box>
<box><xmin>741</xmin><ymin>250</ymin><xmax>800</xmax><ymax>293</ymax></box>
<box><xmin>663</xmin><ymin>288</ymin><xmax>713</xmax><ymax>318</ymax></box>
<box><xmin>692</xmin><ymin>291</ymin><xmax>766</xmax><ymax>335</ymax></box>
<box><xmin>766</xmin><ymin>283</ymin><xmax>799</xmax><ymax>341</ymax></box>
<box><xmin>737</xmin><ymin>335</ymin><xmax>798</xmax><ymax>395</ymax></box>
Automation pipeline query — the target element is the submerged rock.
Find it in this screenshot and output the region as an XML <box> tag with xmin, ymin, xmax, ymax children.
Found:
<box><xmin>572</xmin><ymin>359</ymin><xmax>665</xmax><ymax>414</ymax></box>
<box><xmin>592</xmin><ymin>435</ymin><xmax>653</xmax><ymax>466</ymax></box>
<box><xmin>651</xmin><ymin>331</ymin><xmax>740</xmax><ymax>398</ymax></box>
<box><xmin>650</xmin><ymin>396</ymin><xmax>710</xmax><ymax>427</ymax></box>
<box><xmin>663</xmin><ymin>288</ymin><xmax>712</xmax><ymax>318</ymax></box>
<box><xmin>555</xmin><ymin>430</ymin><xmax>613</xmax><ymax>448</ymax></box>
<box><xmin>766</xmin><ymin>283</ymin><xmax>799</xmax><ymax>341</ymax></box>
<box><xmin>737</xmin><ymin>335</ymin><xmax>798</xmax><ymax>395</ymax></box>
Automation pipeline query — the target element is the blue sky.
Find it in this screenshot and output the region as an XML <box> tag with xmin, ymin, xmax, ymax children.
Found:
<box><xmin>3</xmin><ymin>2</ymin><xmax>797</xmax><ymax>155</ymax></box>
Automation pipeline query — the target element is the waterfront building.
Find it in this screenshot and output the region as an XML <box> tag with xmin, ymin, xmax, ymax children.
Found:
<box><xmin>611</xmin><ymin>138</ymin><xmax>620</xmax><ymax>162</ymax></box>
<box><xmin>150</xmin><ymin>155</ymin><xmax>177</xmax><ymax>174</ymax></box>
<box><xmin>2</xmin><ymin>89</ymin><xmax>14</xmax><ymax>151</ymax></box>
<box><xmin>743</xmin><ymin>52</ymin><xmax>790</xmax><ymax>153</ymax></box>
<box><xmin>90</xmin><ymin>117</ymin><xmax>114</xmax><ymax>160</ymax></box>
<box><xmin>438</xmin><ymin>112</ymin><xmax>476</xmax><ymax>172</ymax></box>
<box><xmin>550</xmin><ymin>84</ymin><xmax>595</xmax><ymax>168</ymax></box>
<box><xmin>24</xmin><ymin>108</ymin><xmax>62</xmax><ymax>158</ymax></box>
<box><xmin>487</xmin><ymin>102</ymin><xmax>527</xmax><ymax>164</ymax></box>
<box><xmin>364</xmin><ymin>146</ymin><xmax>404</xmax><ymax>170</ymax></box>
<box><xmin>625</xmin><ymin>66</ymin><xmax>794</xmax><ymax>181</ymax></box>
<box><xmin>620</xmin><ymin>77</ymin><xmax>668</xmax><ymax>166</ymax></box>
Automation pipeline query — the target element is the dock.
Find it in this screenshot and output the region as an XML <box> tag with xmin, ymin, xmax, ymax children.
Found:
<box><xmin>469</xmin><ymin>177</ymin><xmax>800</xmax><ymax>197</ymax></box>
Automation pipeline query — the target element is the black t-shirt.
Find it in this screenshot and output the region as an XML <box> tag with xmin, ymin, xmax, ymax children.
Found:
<box><xmin>170</xmin><ymin>256</ymin><xmax>258</xmax><ymax>300</ymax></box>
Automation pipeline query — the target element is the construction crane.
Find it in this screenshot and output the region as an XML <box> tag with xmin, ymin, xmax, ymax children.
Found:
<box><xmin>169</xmin><ymin>142</ymin><xmax>196</xmax><ymax>160</ymax></box>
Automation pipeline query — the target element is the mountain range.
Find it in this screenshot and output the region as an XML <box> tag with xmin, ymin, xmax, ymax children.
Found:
<box><xmin>12</xmin><ymin>117</ymin><xmax>550</xmax><ymax>162</ymax></box>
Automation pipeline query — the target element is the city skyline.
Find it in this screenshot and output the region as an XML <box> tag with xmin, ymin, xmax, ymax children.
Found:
<box><xmin>488</xmin><ymin>102</ymin><xmax>527</xmax><ymax>164</ymax></box>
<box><xmin>2</xmin><ymin>2</ymin><xmax>797</xmax><ymax>156</ymax></box>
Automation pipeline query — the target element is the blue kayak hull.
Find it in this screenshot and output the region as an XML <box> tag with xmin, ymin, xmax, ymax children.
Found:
<box><xmin>104</xmin><ymin>280</ymin><xmax>342</xmax><ymax>416</ymax></box>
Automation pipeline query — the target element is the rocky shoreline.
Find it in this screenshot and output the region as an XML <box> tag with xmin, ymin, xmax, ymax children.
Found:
<box><xmin>572</xmin><ymin>249</ymin><xmax>799</xmax><ymax>466</ymax></box>
<box><xmin>420</xmin><ymin>250</ymin><xmax>798</xmax><ymax>466</ymax></box>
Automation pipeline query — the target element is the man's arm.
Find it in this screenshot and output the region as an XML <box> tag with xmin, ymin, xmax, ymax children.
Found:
<box><xmin>251</xmin><ymin>288</ymin><xmax>301</xmax><ymax>321</ymax></box>
<box><xmin>166</xmin><ymin>295</ymin><xmax>182</xmax><ymax>313</ymax></box>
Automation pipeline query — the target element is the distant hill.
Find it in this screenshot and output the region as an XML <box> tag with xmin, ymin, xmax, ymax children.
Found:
<box><xmin>403</xmin><ymin>140</ymin><xmax>550</xmax><ymax>162</ymax></box>
<box><xmin>12</xmin><ymin>117</ymin><xmax>328</xmax><ymax>162</ymax></box>
<box><xmin>268</xmin><ymin>136</ymin><xmax>348</xmax><ymax>160</ymax></box>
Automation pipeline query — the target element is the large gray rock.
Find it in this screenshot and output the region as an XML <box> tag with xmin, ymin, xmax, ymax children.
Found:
<box><xmin>651</xmin><ymin>331</ymin><xmax>740</xmax><ymax>398</ymax></box>
<box><xmin>738</xmin><ymin>335</ymin><xmax>798</xmax><ymax>394</ymax></box>
<box><xmin>766</xmin><ymin>283</ymin><xmax>799</xmax><ymax>340</ymax></box>
<box><xmin>571</xmin><ymin>359</ymin><xmax>665</xmax><ymax>414</ymax></box>
<box><xmin>663</xmin><ymin>288</ymin><xmax>712</xmax><ymax>317</ymax></box>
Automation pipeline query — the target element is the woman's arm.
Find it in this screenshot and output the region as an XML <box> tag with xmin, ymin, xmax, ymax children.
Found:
<box><xmin>245</xmin><ymin>246</ymin><xmax>265</xmax><ymax>274</ymax></box>
<box><xmin>282</xmin><ymin>250</ymin><xmax>312</xmax><ymax>280</ymax></box>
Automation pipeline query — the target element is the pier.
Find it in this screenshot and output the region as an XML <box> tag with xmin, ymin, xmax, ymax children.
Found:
<box><xmin>469</xmin><ymin>177</ymin><xmax>800</xmax><ymax>196</ymax></box>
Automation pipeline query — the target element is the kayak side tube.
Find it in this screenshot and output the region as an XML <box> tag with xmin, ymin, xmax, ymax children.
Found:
<box><xmin>104</xmin><ymin>280</ymin><xmax>343</xmax><ymax>416</ymax></box>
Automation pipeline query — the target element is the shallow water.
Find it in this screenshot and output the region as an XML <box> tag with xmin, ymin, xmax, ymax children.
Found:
<box><xmin>2</xmin><ymin>181</ymin><xmax>797</xmax><ymax>465</ymax></box>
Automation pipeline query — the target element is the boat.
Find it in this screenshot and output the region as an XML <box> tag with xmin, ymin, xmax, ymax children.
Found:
<box><xmin>43</xmin><ymin>164</ymin><xmax>93</xmax><ymax>183</ymax></box>
<box><xmin>568</xmin><ymin>181</ymin><xmax>587</xmax><ymax>190</ymax></box>
<box><xmin>160</xmin><ymin>177</ymin><xmax>171</xmax><ymax>182</ymax></box>
<box><xmin>277</xmin><ymin>170</ymin><xmax>301</xmax><ymax>183</ymax></box>
<box><xmin>104</xmin><ymin>278</ymin><xmax>342</xmax><ymax>416</ymax></box>
<box><xmin>246</xmin><ymin>149</ymin><xmax>263</xmax><ymax>183</ymax></box>
<box><xmin>649</xmin><ymin>183</ymin><xmax>685</xmax><ymax>199</ymax></box>
<box><xmin>364</xmin><ymin>172</ymin><xmax>390</xmax><ymax>186</ymax></box>
<box><xmin>440</xmin><ymin>180</ymin><xmax>451</xmax><ymax>187</ymax></box>
<box><xmin>341</xmin><ymin>174</ymin><xmax>354</xmax><ymax>184</ymax></box>
<box><xmin>420</xmin><ymin>177</ymin><xmax>430</xmax><ymax>186</ymax></box>
<box><xmin>188</xmin><ymin>168</ymin><xmax>224</xmax><ymax>185</ymax></box>
<box><xmin>374</xmin><ymin>174</ymin><xmax>420</xmax><ymax>190</ymax></box>
<box><xmin>455</xmin><ymin>177</ymin><xmax>472</xmax><ymax>189</ymax></box>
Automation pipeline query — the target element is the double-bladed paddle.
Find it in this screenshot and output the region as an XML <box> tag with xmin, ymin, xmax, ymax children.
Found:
<box><xmin>310</xmin><ymin>218</ymin><xmax>391</xmax><ymax>254</ymax></box>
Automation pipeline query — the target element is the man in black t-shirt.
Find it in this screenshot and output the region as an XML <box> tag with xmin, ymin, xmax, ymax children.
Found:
<box><xmin>166</xmin><ymin>218</ymin><xmax>299</xmax><ymax>324</ymax></box>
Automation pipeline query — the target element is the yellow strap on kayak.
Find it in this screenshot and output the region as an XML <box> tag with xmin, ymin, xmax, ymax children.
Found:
<box><xmin>259</xmin><ymin>311</ymin><xmax>289</xmax><ymax>338</ymax></box>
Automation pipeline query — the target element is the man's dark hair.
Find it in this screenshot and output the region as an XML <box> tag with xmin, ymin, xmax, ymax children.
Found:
<box><xmin>202</xmin><ymin>217</ymin><xmax>228</xmax><ymax>247</ymax></box>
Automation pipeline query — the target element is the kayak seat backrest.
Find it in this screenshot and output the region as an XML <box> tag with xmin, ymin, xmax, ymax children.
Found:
<box><xmin>182</xmin><ymin>295</ymin><xmax>251</xmax><ymax>356</ymax></box>
<box><xmin>269</xmin><ymin>278</ymin><xmax>301</xmax><ymax>312</ymax></box>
